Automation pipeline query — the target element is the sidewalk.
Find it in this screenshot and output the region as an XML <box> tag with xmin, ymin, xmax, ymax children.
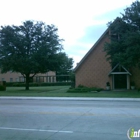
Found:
<box><xmin>0</xmin><ymin>96</ymin><xmax>140</xmax><ymax>101</ymax></box>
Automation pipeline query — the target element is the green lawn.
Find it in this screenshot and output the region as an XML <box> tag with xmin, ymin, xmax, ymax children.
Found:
<box><xmin>0</xmin><ymin>86</ymin><xmax>140</xmax><ymax>98</ymax></box>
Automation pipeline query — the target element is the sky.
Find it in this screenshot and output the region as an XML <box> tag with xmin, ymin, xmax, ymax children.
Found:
<box><xmin>0</xmin><ymin>0</ymin><xmax>136</xmax><ymax>67</ymax></box>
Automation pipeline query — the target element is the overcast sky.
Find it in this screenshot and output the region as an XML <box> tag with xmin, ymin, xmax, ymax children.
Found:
<box><xmin>0</xmin><ymin>0</ymin><xmax>135</xmax><ymax>67</ymax></box>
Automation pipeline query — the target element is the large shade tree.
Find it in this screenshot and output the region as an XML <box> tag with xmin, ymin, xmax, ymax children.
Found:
<box><xmin>0</xmin><ymin>20</ymin><xmax>73</xmax><ymax>90</ymax></box>
<box><xmin>104</xmin><ymin>0</ymin><xmax>140</xmax><ymax>68</ymax></box>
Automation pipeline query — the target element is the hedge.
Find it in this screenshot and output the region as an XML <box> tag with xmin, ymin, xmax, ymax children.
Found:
<box><xmin>0</xmin><ymin>85</ymin><xmax>6</xmax><ymax>91</ymax></box>
<box><xmin>6</xmin><ymin>82</ymin><xmax>72</xmax><ymax>87</ymax></box>
<box><xmin>67</xmin><ymin>86</ymin><xmax>103</xmax><ymax>93</ymax></box>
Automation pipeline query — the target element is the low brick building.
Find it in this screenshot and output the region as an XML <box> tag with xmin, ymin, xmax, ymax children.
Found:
<box><xmin>0</xmin><ymin>71</ymin><xmax>56</xmax><ymax>83</ymax></box>
<box><xmin>74</xmin><ymin>29</ymin><xmax>140</xmax><ymax>90</ymax></box>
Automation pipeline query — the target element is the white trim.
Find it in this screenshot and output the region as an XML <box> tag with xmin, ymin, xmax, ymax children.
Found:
<box><xmin>127</xmin><ymin>75</ymin><xmax>130</xmax><ymax>90</ymax></box>
<box><xmin>109</xmin><ymin>64</ymin><xmax>119</xmax><ymax>74</ymax></box>
<box><xmin>109</xmin><ymin>64</ymin><xmax>131</xmax><ymax>75</ymax></box>
<box><xmin>74</xmin><ymin>28</ymin><xmax>109</xmax><ymax>72</ymax></box>
<box><xmin>113</xmin><ymin>75</ymin><xmax>115</xmax><ymax>90</ymax></box>
<box><xmin>110</xmin><ymin>72</ymin><xmax>130</xmax><ymax>75</ymax></box>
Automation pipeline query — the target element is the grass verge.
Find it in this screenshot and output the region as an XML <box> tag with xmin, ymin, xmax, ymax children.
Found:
<box><xmin>0</xmin><ymin>86</ymin><xmax>140</xmax><ymax>98</ymax></box>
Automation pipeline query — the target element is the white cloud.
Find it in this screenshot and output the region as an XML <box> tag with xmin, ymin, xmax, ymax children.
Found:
<box><xmin>0</xmin><ymin>0</ymin><xmax>136</xmax><ymax>67</ymax></box>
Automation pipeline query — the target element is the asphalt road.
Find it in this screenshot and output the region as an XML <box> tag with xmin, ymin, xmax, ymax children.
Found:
<box><xmin>0</xmin><ymin>99</ymin><xmax>140</xmax><ymax>140</ymax></box>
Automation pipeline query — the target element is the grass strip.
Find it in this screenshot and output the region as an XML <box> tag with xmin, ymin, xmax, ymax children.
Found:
<box><xmin>0</xmin><ymin>86</ymin><xmax>140</xmax><ymax>98</ymax></box>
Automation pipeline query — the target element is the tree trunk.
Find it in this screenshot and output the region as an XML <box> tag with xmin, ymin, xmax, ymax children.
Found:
<box><xmin>25</xmin><ymin>74</ymin><xmax>30</xmax><ymax>90</ymax></box>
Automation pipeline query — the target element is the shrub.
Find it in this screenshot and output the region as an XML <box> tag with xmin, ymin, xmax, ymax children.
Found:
<box><xmin>12</xmin><ymin>83</ymin><xmax>25</xmax><ymax>87</ymax></box>
<box><xmin>40</xmin><ymin>82</ymin><xmax>71</xmax><ymax>86</ymax></box>
<box><xmin>77</xmin><ymin>85</ymin><xmax>86</xmax><ymax>88</ymax></box>
<box><xmin>106</xmin><ymin>82</ymin><xmax>110</xmax><ymax>86</ymax></box>
<box><xmin>6</xmin><ymin>82</ymin><xmax>72</xmax><ymax>87</ymax></box>
<box><xmin>96</xmin><ymin>88</ymin><xmax>103</xmax><ymax>92</ymax></box>
<box><xmin>67</xmin><ymin>86</ymin><xmax>103</xmax><ymax>93</ymax></box>
<box><xmin>137</xmin><ymin>88</ymin><xmax>140</xmax><ymax>92</ymax></box>
<box><xmin>29</xmin><ymin>83</ymin><xmax>39</xmax><ymax>87</ymax></box>
<box><xmin>130</xmin><ymin>81</ymin><xmax>135</xmax><ymax>86</ymax></box>
<box><xmin>0</xmin><ymin>85</ymin><xmax>6</xmax><ymax>91</ymax></box>
<box><xmin>6</xmin><ymin>82</ymin><xmax>14</xmax><ymax>87</ymax></box>
<box><xmin>71</xmin><ymin>82</ymin><xmax>75</xmax><ymax>88</ymax></box>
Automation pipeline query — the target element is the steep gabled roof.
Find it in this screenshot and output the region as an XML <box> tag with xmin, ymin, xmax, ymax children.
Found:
<box><xmin>74</xmin><ymin>28</ymin><xmax>109</xmax><ymax>72</ymax></box>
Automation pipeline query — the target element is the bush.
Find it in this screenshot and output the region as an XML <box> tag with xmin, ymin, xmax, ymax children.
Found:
<box><xmin>71</xmin><ymin>82</ymin><xmax>75</xmax><ymax>88</ymax></box>
<box><xmin>96</xmin><ymin>88</ymin><xmax>103</xmax><ymax>92</ymax></box>
<box><xmin>6</xmin><ymin>82</ymin><xmax>72</xmax><ymax>87</ymax></box>
<box><xmin>6</xmin><ymin>82</ymin><xmax>14</xmax><ymax>87</ymax></box>
<box><xmin>67</xmin><ymin>86</ymin><xmax>103</xmax><ymax>93</ymax></box>
<box><xmin>40</xmin><ymin>82</ymin><xmax>71</xmax><ymax>86</ymax></box>
<box><xmin>0</xmin><ymin>85</ymin><xmax>6</xmax><ymax>91</ymax></box>
<box><xmin>77</xmin><ymin>85</ymin><xmax>86</xmax><ymax>88</ymax></box>
<box><xmin>137</xmin><ymin>88</ymin><xmax>140</xmax><ymax>92</ymax></box>
<box><xmin>29</xmin><ymin>83</ymin><xmax>39</xmax><ymax>87</ymax></box>
<box><xmin>12</xmin><ymin>83</ymin><xmax>25</xmax><ymax>87</ymax></box>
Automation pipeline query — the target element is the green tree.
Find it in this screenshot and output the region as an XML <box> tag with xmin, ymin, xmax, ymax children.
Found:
<box><xmin>56</xmin><ymin>52</ymin><xmax>73</xmax><ymax>75</ymax></box>
<box><xmin>104</xmin><ymin>0</ymin><xmax>140</xmax><ymax>68</ymax></box>
<box><xmin>0</xmin><ymin>20</ymin><xmax>68</xmax><ymax>90</ymax></box>
<box><xmin>55</xmin><ymin>52</ymin><xmax>73</xmax><ymax>82</ymax></box>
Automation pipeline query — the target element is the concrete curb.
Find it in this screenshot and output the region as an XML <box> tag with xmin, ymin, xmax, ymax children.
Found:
<box><xmin>0</xmin><ymin>97</ymin><xmax>140</xmax><ymax>101</ymax></box>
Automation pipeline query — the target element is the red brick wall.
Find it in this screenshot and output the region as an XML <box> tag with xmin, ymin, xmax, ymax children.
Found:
<box><xmin>75</xmin><ymin>32</ymin><xmax>112</xmax><ymax>89</ymax></box>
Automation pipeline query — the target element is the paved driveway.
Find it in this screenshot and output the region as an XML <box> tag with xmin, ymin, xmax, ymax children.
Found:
<box><xmin>0</xmin><ymin>99</ymin><xmax>140</xmax><ymax>140</ymax></box>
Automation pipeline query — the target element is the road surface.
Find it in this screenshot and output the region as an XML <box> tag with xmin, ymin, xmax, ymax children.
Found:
<box><xmin>0</xmin><ymin>99</ymin><xmax>140</xmax><ymax>140</ymax></box>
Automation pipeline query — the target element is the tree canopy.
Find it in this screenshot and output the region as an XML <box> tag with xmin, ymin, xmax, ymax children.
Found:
<box><xmin>104</xmin><ymin>0</ymin><xmax>140</xmax><ymax>68</ymax></box>
<box><xmin>0</xmin><ymin>20</ymin><xmax>73</xmax><ymax>90</ymax></box>
<box><xmin>55</xmin><ymin>52</ymin><xmax>74</xmax><ymax>75</ymax></box>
